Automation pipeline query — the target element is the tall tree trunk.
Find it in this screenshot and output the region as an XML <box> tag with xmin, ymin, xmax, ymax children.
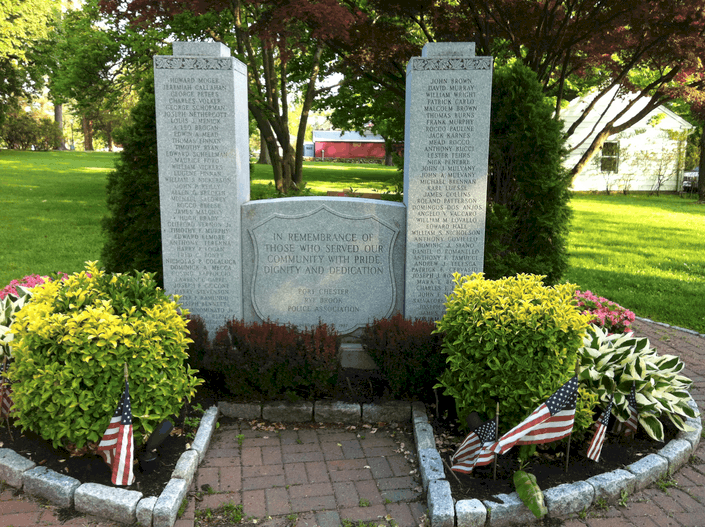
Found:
<box><xmin>82</xmin><ymin>115</ymin><xmax>94</xmax><ymax>151</ymax></box>
<box><xmin>384</xmin><ymin>138</ymin><xmax>394</xmax><ymax>166</ymax></box>
<box><xmin>294</xmin><ymin>45</ymin><xmax>324</xmax><ymax>187</ymax></box>
<box><xmin>258</xmin><ymin>135</ymin><xmax>271</xmax><ymax>164</ymax></box>
<box><xmin>699</xmin><ymin>125</ymin><xmax>705</xmax><ymax>203</ymax></box>
<box><xmin>54</xmin><ymin>104</ymin><xmax>67</xmax><ymax>150</ymax></box>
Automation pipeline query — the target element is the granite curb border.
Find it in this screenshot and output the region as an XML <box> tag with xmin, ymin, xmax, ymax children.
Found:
<box><xmin>415</xmin><ymin>394</ymin><xmax>702</xmax><ymax>527</ymax></box>
<box><xmin>0</xmin><ymin>404</ymin><xmax>219</xmax><ymax>527</ymax></box>
<box><xmin>635</xmin><ymin>316</ymin><xmax>705</xmax><ymax>339</ymax></box>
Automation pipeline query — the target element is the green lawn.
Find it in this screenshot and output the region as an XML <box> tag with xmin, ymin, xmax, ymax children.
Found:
<box><xmin>2</xmin><ymin>151</ymin><xmax>704</xmax><ymax>332</ymax></box>
<box><xmin>250</xmin><ymin>161</ymin><xmax>400</xmax><ymax>199</ymax></box>
<box><xmin>0</xmin><ymin>150</ymin><xmax>113</xmax><ymax>286</ymax></box>
<box><xmin>564</xmin><ymin>194</ymin><xmax>705</xmax><ymax>333</ymax></box>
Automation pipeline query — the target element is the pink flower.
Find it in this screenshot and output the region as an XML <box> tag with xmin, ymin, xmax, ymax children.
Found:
<box><xmin>575</xmin><ymin>289</ymin><xmax>635</xmax><ymax>334</ymax></box>
<box><xmin>0</xmin><ymin>273</ymin><xmax>68</xmax><ymax>300</ymax></box>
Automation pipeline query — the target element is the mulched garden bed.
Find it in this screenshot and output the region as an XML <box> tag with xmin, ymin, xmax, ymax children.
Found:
<box><xmin>0</xmin><ymin>368</ymin><xmax>390</xmax><ymax>501</ymax></box>
<box><xmin>431</xmin><ymin>408</ymin><xmax>679</xmax><ymax>503</ymax></box>
<box><xmin>0</xmin><ymin>367</ymin><xmax>681</xmax><ymax>516</ymax></box>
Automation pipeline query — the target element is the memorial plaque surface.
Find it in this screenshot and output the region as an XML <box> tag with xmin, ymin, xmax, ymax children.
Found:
<box><xmin>404</xmin><ymin>43</ymin><xmax>492</xmax><ymax>321</ymax></box>
<box><xmin>154</xmin><ymin>42</ymin><xmax>249</xmax><ymax>334</ymax></box>
<box><xmin>242</xmin><ymin>198</ymin><xmax>406</xmax><ymax>333</ymax></box>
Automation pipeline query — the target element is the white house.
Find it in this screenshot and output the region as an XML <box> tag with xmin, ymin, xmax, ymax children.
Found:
<box><xmin>562</xmin><ymin>87</ymin><xmax>694</xmax><ymax>193</ymax></box>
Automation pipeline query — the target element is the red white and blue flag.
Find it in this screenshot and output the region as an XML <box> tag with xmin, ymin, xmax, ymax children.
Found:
<box><xmin>0</xmin><ymin>361</ymin><xmax>12</xmax><ymax>419</ymax></box>
<box><xmin>587</xmin><ymin>395</ymin><xmax>614</xmax><ymax>462</ymax></box>
<box><xmin>616</xmin><ymin>382</ymin><xmax>639</xmax><ymax>436</ymax></box>
<box><xmin>451</xmin><ymin>419</ymin><xmax>496</xmax><ymax>474</ymax></box>
<box><xmin>489</xmin><ymin>376</ymin><xmax>579</xmax><ymax>456</ymax></box>
<box><xmin>97</xmin><ymin>380</ymin><xmax>135</xmax><ymax>486</ymax></box>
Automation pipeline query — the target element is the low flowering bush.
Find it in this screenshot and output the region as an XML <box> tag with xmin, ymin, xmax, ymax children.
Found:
<box><xmin>8</xmin><ymin>261</ymin><xmax>202</xmax><ymax>452</ymax></box>
<box><xmin>1</xmin><ymin>275</ymin><xmax>49</xmax><ymax>300</ymax></box>
<box><xmin>575</xmin><ymin>290</ymin><xmax>635</xmax><ymax>334</ymax></box>
<box><xmin>435</xmin><ymin>273</ymin><xmax>596</xmax><ymax>436</ymax></box>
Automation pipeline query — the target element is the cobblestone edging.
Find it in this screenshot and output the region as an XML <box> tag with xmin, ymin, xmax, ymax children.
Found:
<box><xmin>636</xmin><ymin>316</ymin><xmax>705</xmax><ymax>339</ymax></box>
<box><xmin>415</xmin><ymin>396</ymin><xmax>702</xmax><ymax>527</ymax></box>
<box><xmin>0</xmin><ymin>405</ymin><xmax>219</xmax><ymax>527</ymax></box>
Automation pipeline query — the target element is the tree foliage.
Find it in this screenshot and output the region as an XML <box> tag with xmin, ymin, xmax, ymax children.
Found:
<box><xmin>0</xmin><ymin>1</ymin><xmax>60</xmax><ymax>126</ymax></box>
<box><xmin>321</xmin><ymin>0</ymin><xmax>705</xmax><ymax>178</ymax></box>
<box><xmin>99</xmin><ymin>0</ymin><xmax>356</xmax><ymax>193</ymax></box>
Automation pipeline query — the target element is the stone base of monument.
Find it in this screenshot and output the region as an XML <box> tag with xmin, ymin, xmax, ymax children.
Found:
<box><xmin>339</xmin><ymin>342</ymin><xmax>378</xmax><ymax>370</ymax></box>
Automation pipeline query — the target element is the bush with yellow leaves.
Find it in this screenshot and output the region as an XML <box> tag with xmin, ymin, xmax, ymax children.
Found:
<box><xmin>8</xmin><ymin>261</ymin><xmax>202</xmax><ymax>453</ymax></box>
<box><xmin>435</xmin><ymin>273</ymin><xmax>595</xmax><ymax>439</ymax></box>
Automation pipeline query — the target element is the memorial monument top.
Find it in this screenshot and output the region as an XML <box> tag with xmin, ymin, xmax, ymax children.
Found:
<box><xmin>154</xmin><ymin>41</ymin><xmax>491</xmax><ymax>334</ymax></box>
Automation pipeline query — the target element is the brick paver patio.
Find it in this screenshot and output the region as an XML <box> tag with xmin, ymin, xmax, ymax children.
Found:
<box><xmin>1</xmin><ymin>318</ymin><xmax>704</xmax><ymax>527</ymax></box>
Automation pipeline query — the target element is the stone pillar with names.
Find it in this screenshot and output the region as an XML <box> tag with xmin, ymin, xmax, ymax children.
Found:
<box><xmin>403</xmin><ymin>43</ymin><xmax>492</xmax><ymax>321</ymax></box>
<box><xmin>154</xmin><ymin>42</ymin><xmax>249</xmax><ymax>334</ymax></box>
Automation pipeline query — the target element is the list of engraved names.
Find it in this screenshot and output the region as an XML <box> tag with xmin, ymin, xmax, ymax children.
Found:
<box><xmin>160</xmin><ymin>74</ymin><xmax>234</xmax><ymax>323</ymax></box>
<box><xmin>408</xmin><ymin>74</ymin><xmax>484</xmax><ymax>316</ymax></box>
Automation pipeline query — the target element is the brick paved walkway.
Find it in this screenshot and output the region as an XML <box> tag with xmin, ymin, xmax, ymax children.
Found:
<box><xmin>178</xmin><ymin>421</ymin><xmax>426</xmax><ymax>527</ymax></box>
<box><xmin>1</xmin><ymin>319</ymin><xmax>704</xmax><ymax>527</ymax></box>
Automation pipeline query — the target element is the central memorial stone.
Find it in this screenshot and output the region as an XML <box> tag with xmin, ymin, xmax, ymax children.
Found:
<box><xmin>154</xmin><ymin>41</ymin><xmax>491</xmax><ymax>335</ymax></box>
<box><xmin>241</xmin><ymin>198</ymin><xmax>406</xmax><ymax>333</ymax></box>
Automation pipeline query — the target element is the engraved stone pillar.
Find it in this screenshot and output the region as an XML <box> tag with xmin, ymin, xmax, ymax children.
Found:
<box><xmin>403</xmin><ymin>42</ymin><xmax>492</xmax><ymax>321</ymax></box>
<box><xmin>154</xmin><ymin>42</ymin><xmax>249</xmax><ymax>334</ymax></box>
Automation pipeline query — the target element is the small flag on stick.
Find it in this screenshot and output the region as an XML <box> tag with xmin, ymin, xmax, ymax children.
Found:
<box><xmin>615</xmin><ymin>382</ymin><xmax>639</xmax><ymax>436</ymax></box>
<box><xmin>489</xmin><ymin>376</ymin><xmax>579</xmax><ymax>456</ymax></box>
<box><xmin>587</xmin><ymin>395</ymin><xmax>614</xmax><ymax>462</ymax></box>
<box><xmin>451</xmin><ymin>419</ymin><xmax>496</xmax><ymax>474</ymax></box>
<box><xmin>0</xmin><ymin>359</ymin><xmax>12</xmax><ymax>419</ymax></box>
<box><xmin>97</xmin><ymin>375</ymin><xmax>134</xmax><ymax>486</ymax></box>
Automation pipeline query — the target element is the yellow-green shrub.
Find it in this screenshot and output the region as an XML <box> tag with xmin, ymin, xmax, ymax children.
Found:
<box><xmin>435</xmin><ymin>273</ymin><xmax>594</xmax><ymax>437</ymax></box>
<box><xmin>8</xmin><ymin>262</ymin><xmax>202</xmax><ymax>452</ymax></box>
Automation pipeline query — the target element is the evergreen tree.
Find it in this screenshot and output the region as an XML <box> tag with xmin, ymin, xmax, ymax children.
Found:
<box><xmin>484</xmin><ymin>63</ymin><xmax>571</xmax><ymax>284</ymax></box>
<box><xmin>101</xmin><ymin>74</ymin><xmax>163</xmax><ymax>285</ymax></box>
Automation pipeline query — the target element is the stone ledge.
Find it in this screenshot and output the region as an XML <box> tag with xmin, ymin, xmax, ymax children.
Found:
<box><xmin>0</xmin><ymin>448</ymin><xmax>36</xmax><ymax>488</ymax></box>
<box><xmin>0</xmin><ymin>404</ymin><xmax>219</xmax><ymax>527</ymax></box>
<box><xmin>74</xmin><ymin>483</ymin><xmax>142</xmax><ymax>524</ymax></box>
<box><xmin>314</xmin><ymin>400</ymin><xmax>360</xmax><ymax>423</ymax></box>
<box><xmin>23</xmin><ymin>466</ymin><xmax>81</xmax><ymax>509</ymax></box>
<box><xmin>362</xmin><ymin>400</ymin><xmax>411</xmax><ymax>422</ymax></box>
<box><xmin>262</xmin><ymin>401</ymin><xmax>313</xmax><ymax>422</ymax></box>
<box><xmin>428</xmin><ymin>479</ymin><xmax>454</xmax><ymax>527</ymax></box>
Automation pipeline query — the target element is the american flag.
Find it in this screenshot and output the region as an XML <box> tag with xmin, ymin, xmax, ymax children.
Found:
<box><xmin>489</xmin><ymin>376</ymin><xmax>579</xmax><ymax>456</ymax></box>
<box><xmin>97</xmin><ymin>380</ymin><xmax>134</xmax><ymax>486</ymax></box>
<box><xmin>451</xmin><ymin>419</ymin><xmax>496</xmax><ymax>474</ymax></box>
<box><xmin>0</xmin><ymin>361</ymin><xmax>12</xmax><ymax>419</ymax></box>
<box><xmin>619</xmin><ymin>382</ymin><xmax>639</xmax><ymax>436</ymax></box>
<box><xmin>587</xmin><ymin>395</ymin><xmax>614</xmax><ymax>462</ymax></box>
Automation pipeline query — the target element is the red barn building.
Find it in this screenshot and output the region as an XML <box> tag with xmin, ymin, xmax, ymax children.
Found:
<box><xmin>312</xmin><ymin>130</ymin><xmax>386</xmax><ymax>160</ymax></box>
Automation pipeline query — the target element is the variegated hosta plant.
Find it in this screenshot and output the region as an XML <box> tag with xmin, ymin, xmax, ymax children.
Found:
<box><xmin>0</xmin><ymin>285</ymin><xmax>34</xmax><ymax>359</ymax></box>
<box><xmin>579</xmin><ymin>324</ymin><xmax>699</xmax><ymax>441</ymax></box>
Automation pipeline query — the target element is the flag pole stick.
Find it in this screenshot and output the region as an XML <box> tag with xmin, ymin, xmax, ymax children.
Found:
<box><xmin>565</xmin><ymin>361</ymin><xmax>580</xmax><ymax>473</ymax></box>
<box><xmin>493</xmin><ymin>401</ymin><xmax>499</xmax><ymax>481</ymax></box>
<box><xmin>124</xmin><ymin>363</ymin><xmax>129</xmax><ymax>382</ymax></box>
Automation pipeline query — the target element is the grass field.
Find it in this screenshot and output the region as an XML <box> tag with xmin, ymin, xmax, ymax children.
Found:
<box><xmin>2</xmin><ymin>151</ymin><xmax>704</xmax><ymax>332</ymax></box>
<box><xmin>0</xmin><ymin>150</ymin><xmax>113</xmax><ymax>286</ymax></box>
<box><xmin>250</xmin><ymin>161</ymin><xmax>400</xmax><ymax>199</ymax></box>
<box><xmin>564</xmin><ymin>193</ymin><xmax>705</xmax><ymax>333</ymax></box>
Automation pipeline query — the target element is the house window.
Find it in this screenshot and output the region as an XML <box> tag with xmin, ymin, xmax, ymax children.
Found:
<box><xmin>601</xmin><ymin>141</ymin><xmax>619</xmax><ymax>173</ymax></box>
